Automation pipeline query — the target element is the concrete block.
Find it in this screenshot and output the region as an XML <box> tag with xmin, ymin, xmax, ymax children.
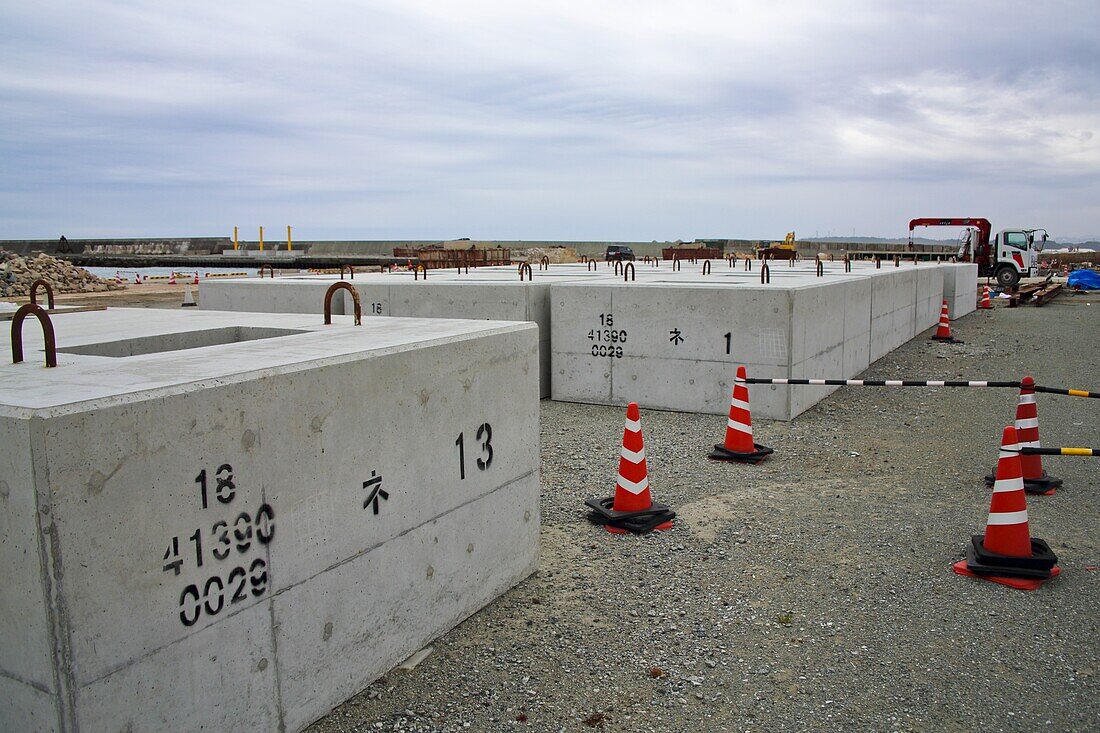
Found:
<box><xmin>941</xmin><ymin>263</ymin><xmax>979</xmax><ymax>319</ymax></box>
<box><xmin>0</xmin><ymin>308</ymin><xmax>539</xmax><ymax>732</ymax></box>
<box><xmin>199</xmin><ymin>272</ymin><xmax>584</xmax><ymax>398</ymax></box>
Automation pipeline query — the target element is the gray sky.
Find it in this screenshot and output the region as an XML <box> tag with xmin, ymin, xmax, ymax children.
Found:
<box><xmin>1</xmin><ymin>1</ymin><xmax>1098</xmax><ymax>241</ymax></box>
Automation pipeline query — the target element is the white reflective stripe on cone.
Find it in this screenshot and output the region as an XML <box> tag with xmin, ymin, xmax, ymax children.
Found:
<box><xmin>620</xmin><ymin>446</ymin><xmax>645</xmax><ymax>463</ymax></box>
<box><xmin>729</xmin><ymin>397</ymin><xmax>750</xmax><ymax>410</ymax></box>
<box><xmin>727</xmin><ymin>419</ymin><xmax>752</xmax><ymax>435</ymax></box>
<box><xmin>624</xmin><ymin>417</ymin><xmax>641</xmax><ymax>432</ymax></box>
<box><xmin>1015</xmin><ymin>418</ymin><xmax>1039</xmax><ymax>429</ymax></box>
<box><xmin>616</xmin><ymin>475</ymin><xmax>650</xmax><ymax>495</ymax></box>
<box><xmin>992</xmin><ymin>476</ymin><xmax>1025</xmax><ymax>493</ymax></box>
<box><xmin>1019</xmin><ymin>394</ymin><xmax>1036</xmax><ymax>404</ymax></box>
<box><xmin>986</xmin><ymin>509</ymin><xmax>1029</xmax><ymax>525</ymax></box>
<box><xmin>998</xmin><ymin>443</ymin><xmax>1021</xmax><ymax>459</ymax></box>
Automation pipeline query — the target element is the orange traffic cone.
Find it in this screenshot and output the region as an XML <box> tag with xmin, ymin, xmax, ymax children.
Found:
<box><xmin>930</xmin><ymin>299</ymin><xmax>961</xmax><ymax>343</ymax></box>
<box><xmin>954</xmin><ymin>426</ymin><xmax>1059</xmax><ymax>590</ymax></box>
<box><xmin>709</xmin><ymin>366</ymin><xmax>774</xmax><ymax>463</ymax></box>
<box><xmin>168</xmin><ymin>272</ymin><xmax>177</xmax><ymax>285</ymax></box>
<box><xmin>978</xmin><ymin>286</ymin><xmax>993</xmax><ymax>309</ymax></box>
<box><xmin>192</xmin><ymin>272</ymin><xmax>200</xmax><ymax>285</ymax></box>
<box><xmin>985</xmin><ymin>376</ymin><xmax>1062</xmax><ymax>494</ymax></box>
<box><xmin>585</xmin><ymin>403</ymin><xmax>675</xmax><ymax>534</ymax></box>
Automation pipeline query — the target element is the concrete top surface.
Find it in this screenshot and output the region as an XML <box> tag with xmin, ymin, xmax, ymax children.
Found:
<box><xmin>206</xmin><ymin>259</ymin><xmax>961</xmax><ymax>291</ymax></box>
<box><xmin>0</xmin><ymin>307</ymin><xmax>535</xmax><ymax>413</ymax></box>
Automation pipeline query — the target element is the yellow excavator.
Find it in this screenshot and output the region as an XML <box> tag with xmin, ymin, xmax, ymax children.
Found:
<box><xmin>756</xmin><ymin>231</ymin><xmax>797</xmax><ymax>260</ymax></box>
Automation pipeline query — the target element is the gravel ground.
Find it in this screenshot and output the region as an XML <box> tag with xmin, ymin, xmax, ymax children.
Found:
<box><xmin>308</xmin><ymin>290</ymin><xmax>1099</xmax><ymax>733</ymax></box>
<box><xmin>9</xmin><ymin>273</ymin><xmax>1092</xmax><ymax>732</ymax></box>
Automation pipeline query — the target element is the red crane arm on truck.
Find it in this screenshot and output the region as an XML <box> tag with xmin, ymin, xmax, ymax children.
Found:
<box><xmin>908</xmin><ymin>217</ymin><xmax>992</xmax><ymax>265</ymax></box>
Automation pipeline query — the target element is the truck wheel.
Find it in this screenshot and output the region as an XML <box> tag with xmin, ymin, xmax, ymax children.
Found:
<box><xmin>995</xmin><ymin>266</ymin><xmax>1020</xmax><ymax>289</ymax></box>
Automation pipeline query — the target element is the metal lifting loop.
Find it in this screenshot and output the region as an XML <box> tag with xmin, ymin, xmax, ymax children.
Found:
<box><xmin>323</xmin><ymin>282</ymin><xmax>362</xmax><ymax>325</ymax></box>
<box><xmin>844</xmin><ymin>256</ymin><xmax>851</xmax><ymax>273</ymax></box>
<box><xmin>702</xmin><ymin>260</ymin><xmax>711</xmax><ymax>275</ymax></box>
<box><xmin>339</xmin><ymin>264</ymin><xmax>355</xmax><ymax>280</ymax></box>
<box><xmin>29</xmin><ymin>279</ymin><xmax>56</xmax><ymax>309</ymax></box>
<box><xmin>11</xmin><ymin>303</ymin><xmax>58</xmax><ymax>367</ymax></box>
<box><xmin>673</xmin><ymin>257</ymin><xmax>681</xmax><ymax>272</ymax></box>
<box><xmin>745</xmin><ymin>257</ymin><xmax>752</xmax><ymax>271</ymax></box>
<box><xmin>816</xmin><ymin>259</ymin><xmax>824</xmax><ymax>277</ymax></box>
<box><xmin>519</xmin><ymin>262</ymin><xmax>533</xmax><ymax>281</ymax></box>
<box><xmin>760</xmin><ymin>263</ymin><xmax>770</xmax><ymax>284</ymax></box>
<box><xmin>587</xmin><ymin>259</ymin><xmax>597</xmax><ymax>271</ymax></box>
<box><xmin>259</xmin><ymin>264</ymin><xmax>274</xmax><ymax>279</ymax></box>
<box><xmin>624</xmin><ymin>262</ymin><xmax>636</xmax><ymax>281</ymax></box>
<box><xmin>614</xmin><ymin>260</ymin><xmax>623</xmax><ymax>276</ymax></box>
<box><xmin>540</xmin><ymin>256</ymin><xmax>550</xmax><ymax>270</ymax></box>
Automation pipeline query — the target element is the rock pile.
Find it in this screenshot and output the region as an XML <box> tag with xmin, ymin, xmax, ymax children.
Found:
<box><xmin>0</xmin><ymin>251</ymin><xmax>123</xmax><ymax>298</ymax></box>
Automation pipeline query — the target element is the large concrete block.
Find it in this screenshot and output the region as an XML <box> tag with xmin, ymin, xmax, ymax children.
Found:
<box><xmin>914</xmin><ymin>265</ymin><xmax>946</xmax><ymax>335</ymax></box>
<box><xmin>550</xmin><ymin>278</ymin><xmax>866</xmax><ymax>420</ymax></box>
<box><xmin>199</xmin><ymin>272</ymin><xmax>587</xmax><ymax>398</ymax></box>
<box><xmin>942</xmin><ymin>263</ymin><xmax>979</xmax><ymax>320</ymax></box>
<box><xmin>1</xmin><ymin>308</ymin><xmax>540</xmax><ymax>732</ymax></box>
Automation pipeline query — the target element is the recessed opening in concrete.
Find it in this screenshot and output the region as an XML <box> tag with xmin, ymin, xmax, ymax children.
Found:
<box><xmin>58</xmin><ymin>326</ymin><xmax>310</xmax><ymax>358</ymax></box>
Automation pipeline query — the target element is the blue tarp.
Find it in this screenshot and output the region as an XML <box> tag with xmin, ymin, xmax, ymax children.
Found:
<box><xmin>1068</xmin><ymin>269</ymin><xmax>1100</xmax><ymax>290</ymax></box>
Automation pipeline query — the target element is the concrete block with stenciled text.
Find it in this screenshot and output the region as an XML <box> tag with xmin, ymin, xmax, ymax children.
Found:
<box><xmin>0</xmin><ymin>307</ymin><xmax>539</xmax><ymax>732</ymax></box>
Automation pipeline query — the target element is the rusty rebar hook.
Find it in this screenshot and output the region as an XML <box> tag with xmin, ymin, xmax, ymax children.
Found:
<box><xmin>623</xmin><ymin>262</ymin><xmax>635</xmax><ymax>282</ymax></box>
<box><xmin>339</xmin><ymin>264</ymin><xmax>355</xmax><ymax>280</ymax></box>
<box><xmin>259</xmin><ymin>264</ymin><xmax>275</xmax><ymax>279</ymax></box>
<box><xmin>519</xmin><ymin>262</ymin><xmax>533</xmax><ymax>281</ymax></box>
<box><xmin>11</xmin><ymin>303</ymin><xmax>57</xmax><ymax>367</ymax></box>
<box><xmin>29</xmin><ymin>279</ymin><xmax>55</xmax><ymax>310</ymax></box>
<box><xmin>323</xmin><ymin>282</ymin><xmax>361</xmax><ymax>325</ymax></box>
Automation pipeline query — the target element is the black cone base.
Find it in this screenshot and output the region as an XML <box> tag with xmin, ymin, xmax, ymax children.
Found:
<box><xmin>963</xmin><ymin>535</ymin><xmax>1058</xmax><ymax>579</ymax></box>
<box><xmin>585</xmin><ymin>497</ymin><xmax>676</xmax><ymax>535</ymax></box>
<box><xmin>708</xmin><ymin>442</ymin><xmax>774</xmax><ymax>464</ymax></box>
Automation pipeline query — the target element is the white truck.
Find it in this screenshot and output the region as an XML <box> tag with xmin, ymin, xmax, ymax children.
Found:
<box><xmin>908</xmin><ymin>217</ymin><xmax>1047</xmax><ymax>289</ymax></box>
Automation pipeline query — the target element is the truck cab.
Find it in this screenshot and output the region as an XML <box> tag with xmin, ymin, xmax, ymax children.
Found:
<box><xmin>959</xmin><ymin>227</ymin><xmax>1047</xmax><ymax>288</ymax></box>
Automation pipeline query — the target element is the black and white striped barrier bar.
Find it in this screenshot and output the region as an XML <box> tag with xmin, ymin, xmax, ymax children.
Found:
<box><xmin>737</xmin><ymin>377</ymin><xmax>1099</xmax><ymax>397</ymax></box>
<box><xmin>738</xmin><ymin>377</ymin><xmax>1020</xmax><ymax>388</ymax></box>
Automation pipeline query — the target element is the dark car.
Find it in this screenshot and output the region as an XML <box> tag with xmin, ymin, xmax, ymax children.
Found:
<box><xmin>605</xmin><ymin>245</ymin><xmax>636</xmax><ymax>262</ymax></box>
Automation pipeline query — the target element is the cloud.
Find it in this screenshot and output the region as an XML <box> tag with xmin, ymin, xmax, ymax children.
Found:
<box><xmin>1</xmin><ymin>0</ymin><xmax>1098</xmax><ymax>239</ymax></box>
